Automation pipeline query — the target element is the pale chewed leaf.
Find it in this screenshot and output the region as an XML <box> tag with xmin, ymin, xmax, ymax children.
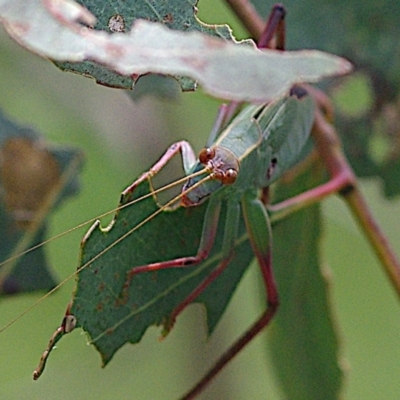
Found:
<box><xmin>0</xmin><ymin>0</ymin><xmax>352</xmax><ymax>101</ymax></box>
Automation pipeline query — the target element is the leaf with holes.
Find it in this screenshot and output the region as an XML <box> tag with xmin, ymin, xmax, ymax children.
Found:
<box><xmin>0</xmin><ymin>110</ymin><xmax>83</xmax><ymax>296</ymax></box>
<box><xmin>0</xmin><ymin>0</ymin><xmax>352</xmax><ymax>101</ymax></box>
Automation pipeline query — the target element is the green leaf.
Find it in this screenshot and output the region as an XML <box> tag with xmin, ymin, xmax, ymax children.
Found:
<box><xmin>253</xmin><ymin>0</ymin><xmax>400</xmax><ymax>91</ymax></box>
<box><xmin>0</xmin><ymin>110</ymin><xmax>83</xmax><ymax>296</ymax></box>
<box><xmin>268</xmin><ymin>165</ymin><xmax>344</xmax><ymax>399</ymax></box>
<box><xmin>0</xmin><ymin>0</ymin><xmax>351</xmax><ymax>102</ymax></box>
<box><xmin>55</xmin><ymin>0</ymin><xmax>234</xmax><ymax>91</ymax></box>
<box><xmin>69</xmin><ymin>179</ymin><xmax>253</xmax><ymax>364</ymax></box>
<box><xmin>35</xmin><ymin>91</ymin><xmax>317</xmax><ymax>377</ymax></box>
<box><xmin>251</xmin><ymin>0</ymin><xmax>400</xmax><ymax>196</ymax></box>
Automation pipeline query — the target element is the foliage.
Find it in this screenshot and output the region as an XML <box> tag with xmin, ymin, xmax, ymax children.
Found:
<box><xmin>0</xmin><ymin>1</ymin><xmax>399</xmax><ymax>400</ymax></box>
<box><xmin>0</xmin><ymin>111</ymin><xmax>83</xmax><ymax>295</ymax></box>
<box><xmin>252</xmin><ymin>0</ymin><xmax>400</xmax><ymax>196</ymax></box>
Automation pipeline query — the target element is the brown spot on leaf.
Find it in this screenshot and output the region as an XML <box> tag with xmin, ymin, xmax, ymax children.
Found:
<box><xmin>0</xmin><ymin>137</ymin><xmax>60</xmax><ymax>228</ymax></box>
<box><xmin>105</xmin><ymin>43</ymin><xmax>126</xmax><ymax>60</ymax></box>
<box><xmin>114</xmin><ymin>297</ymin><xmax>124</xmax><ymax>308</ymax></box>
<box><xmin>163</xmin><ymin>14</ymin><xmax>173</xmax><ymax>24</ymax></box>
<box><xmin>108</xmin><ymin>14</ymin><xmax>125</xmax><ymax>32</ymax></box>
<box><xmin>180</xmin><ymin>55</ymin><xmax>207</xmax><ymax>71</ymax></box>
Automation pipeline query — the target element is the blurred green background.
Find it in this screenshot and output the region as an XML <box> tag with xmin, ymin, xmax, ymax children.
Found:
<box><xmin>1</xmin><ymin>1</ymin><xmax>400</xmax><ymax>399</ymax></box>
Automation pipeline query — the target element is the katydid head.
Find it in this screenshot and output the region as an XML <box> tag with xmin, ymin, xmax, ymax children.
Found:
<box><xmin>181</xmin><ymin>146</ymin><xmax>240</xmax><ymax>207</ymax></box>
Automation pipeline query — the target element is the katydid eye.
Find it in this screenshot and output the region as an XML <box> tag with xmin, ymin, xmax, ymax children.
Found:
<box><xmin>199</xmin><ymin>147</ymin><xmax>215</xmax><ymax>164</ymax></box>
<box><xmin>222</xmin><ymin>168</ymin><xmax>237</xmax><ymax>184</ymax></box>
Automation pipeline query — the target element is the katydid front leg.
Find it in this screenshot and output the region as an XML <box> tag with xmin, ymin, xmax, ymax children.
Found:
<box><xmin>268</xmin><ymin>90</ymin><xmax>400</xmax><ymax>297</ymax></box>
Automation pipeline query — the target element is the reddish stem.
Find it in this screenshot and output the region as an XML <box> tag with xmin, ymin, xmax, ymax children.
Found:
<box><xmin>224</xmin><ymin>0</ymin><xmax>265</xmax><ymax>39</ymax></box>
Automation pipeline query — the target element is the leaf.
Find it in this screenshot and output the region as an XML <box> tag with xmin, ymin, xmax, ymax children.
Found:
<box><xmin>0</xmin><ymin>110</ymin><xmax>83</xmax><ymax>296</ymax></box>
<box><xmin>268</xmin><ymin>164</ymin><xmax>344</xmax><ymax>399</ymax></box>
<box><xmin>35</xmin><ymin>91</ymin><xmax>317</xmax><ymax>378</ymax></box>
<box><xmin>54</xmin><ymin>0</ymin><xmax>235</xmax><ymax>91</ymax></box>
<box><xmin>69</xmin><ymin>179</ymin><xmax>253</xmax><ymax>364</ymax></box>
<box><xmin>0</xmin><ymin>0</ymin><xmax>352</xmax><ymax>102</ymax></box>
<box><xmin>251</xmin><ymin>0</ymin><xmax>400</xmax><ymax>196</ymax></box>
<box><xmin>253</xmin><ymin>0</ymin><xmax>400</xmax><ymax>92</ymax></box>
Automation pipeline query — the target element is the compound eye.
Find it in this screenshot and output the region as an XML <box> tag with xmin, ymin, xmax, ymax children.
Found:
<box><xmin>222</xmin><ymin>168</ymin><xmax>238</xmax><ymax>184</ymax></box>
<box><xmin>199</xmin><ymin>147</ymin><xmax>215</xmax><ymax>164</ymax></box>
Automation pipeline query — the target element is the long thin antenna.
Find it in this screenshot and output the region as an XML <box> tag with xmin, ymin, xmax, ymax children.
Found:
<box><xmin>0</xmin><ymin>167</ymin><xmax>209</xmax><ymax>271</ymax></box>
<box><xmin>0</xmin><ymin>171</ymin><xmax>212</xmax><ymax>334</ymax></box>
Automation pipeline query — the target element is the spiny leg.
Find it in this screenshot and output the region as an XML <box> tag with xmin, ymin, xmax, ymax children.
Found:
<box><xmin>123</xmin><ymin>198</ymin><xmax>242</xmax><ymax>336</ymax></box>
<box><xmin>211</xmin><ymin>3</ymin><xmax>287</xmax><ymax>134</ymax></box>
<box><xmin>269</xmin><ymin>91</ymin><xmax>400</xmax><ymax>296</ymax></box>
<box><xmin>267</xmin><ymin>88</ymin><xmax>354</xmax><ymax>220</ymax></box>
<box><xmin>122</xmin><ymin>195</ymin><xmax>222</xmax><ymax>299</ymax></box>
<box><xmin>181</xmin><ymin>192</ymin><xmax>278</xmax><ymax>400</ymax></box>
<box><xmin>206</xmin><ymin>104</ymin><xmax>230</xmax><ymax>147</ymax></box>
<box><xmin>162</xmin><ymin>200</ymin><xmax>241</xmax><ymax>335</ymax></box>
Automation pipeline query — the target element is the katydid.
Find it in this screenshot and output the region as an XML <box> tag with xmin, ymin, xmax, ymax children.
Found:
<box><xmin>31</xmin><ymin>85</ymin><xmax>315</xmax><ymax>379</ymax></box>
<box><xmin>29</xmin><ymin>83</ymin><xmax>400</xmax><ymax>399</ymax></box>
<box><xmin>1</xmin><ymin>4</ymin><xmax>399</xmax><ymax>400</ymax></box>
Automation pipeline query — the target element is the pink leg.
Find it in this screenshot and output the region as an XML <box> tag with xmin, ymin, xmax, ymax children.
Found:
<box><xmin>258</xmin><ymin>3</ymin><xmax>286</xmax><ymax>50</ymax></box>
<box><xmin>122</xmin><ymin>197</ymin><xmax>222</xmax><ymax>298</ymax></box>
<box><xmin>125</xmin><ymin>200</ymin><xmax>242</xmax><ymax>335</ymax></box>
<box><xmin>161</xmin><ymin>255</ymin><xmax>234</xmax><ymax>336</ymax></box>
<box><xmin>271</xmin><ymin>102</ymin><xmax>400</xmax><ymax>295</ymax></box>
<box><xmin>216</xmin><ymin>4</ymin><xmax>288</xmax><ymax>129</ymax></box>
<box><xmin>181</xmin><ymin>196</ymin><xmax>279</xmax><ymax>400</ymax></box>
<box><xmin>123</xmin><ymin>141</ymin><xmax>197</xmax><ymax>199</ymax></box>
<box><xmin>269</xmin><ymin>102</ymin><xmax>356</xmax><ymax>221</ymax></box>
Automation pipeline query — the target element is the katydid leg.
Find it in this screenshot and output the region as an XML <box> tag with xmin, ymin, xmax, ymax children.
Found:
<box><xmin>163</xmin><ymin>200</ymin><xmax>241</xmax><ymax>334</ymax></box>
<box><xmin>206</xmin><ymin>104</ymin><xmax>230</xmax><ymax>147</ymax></box>
<box><xmin>269</xmin><ymin>169</ymin><xmax>353</xmax><ymax>221</ymax></box>
<box><xmin>123</xmin><ymin>196</ymin><xmax>222</xmax><ymax>297</ymax></box>
<box><xmin>181</xmin><ymin>193</ymin><xmax>278</xmax><ymax>400</ymax></box>
<box><xmin>258</xmin><ymin>3</ymin><xmax>286</xmax><ymax>50</ymax></box>
<box><xmin>214</xmin><ymin>3</ymin><xmax>287</xmax><ymax>132</ymax></box>
<box><xmin>268</xmin><ymin>109</ymin><xmax>355</xmax><ymax>221</ymax></box>
<box><xmin>269</xmin><ymin>104</ymin><xmax>400</xmax><ymax>296</ymax></box>
<box><xmin>123</xmin><ymin>141</ymin><xmax>197</xmax><ymax>198</ymax></box>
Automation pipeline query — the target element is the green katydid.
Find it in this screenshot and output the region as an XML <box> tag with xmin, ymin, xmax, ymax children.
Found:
<box><xmin>30</xmin><ymin>83</ymin><xmax>400</xmax><ymax>399</ymax></box>
<box><xmin>28</xmin><ymin>6</ymin><xmax>319</xmax><ymax>386</ymax></box>
<box><xmin>1</xmin><ymin>4</ymin><xmax>399</xmax><ymax>400</ymax></box>
<box><xmin>31</xmin><ymin>84</ymin><xmax>316</xmax><ymax>374</ymax></box>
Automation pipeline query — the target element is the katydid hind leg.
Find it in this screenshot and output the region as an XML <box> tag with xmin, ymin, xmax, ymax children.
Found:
<box><xmin>258</xmin><ymin>3</ymin><xmax>286</xmax><ymax>50</ymax></box>
<box><xmin>122</xmin><ymin>196</ymin><xmax>222</xmax><ymax>299</ymax></box>
<box><xmin>163</xmin><ymin>200</ymin><xmax>241</xmax><ymax>335</ymax></box>
<box><xmin>181</xmin><ymin>193</ymin><xmax>278</xmax><ymax>400</ymax></box>
<box><xmin>268</xmin><ymin>108</ymin><xmax>355</xmax><ymax>221</ymax></box>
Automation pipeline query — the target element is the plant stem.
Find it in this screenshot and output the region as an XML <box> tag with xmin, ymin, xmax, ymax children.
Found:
<box><xmin>312</xmin><ymin>110</ymin><xmax>400</xmax><ymax>297</ymax></box>
<box><xmin>272</xmin><ymin>106</ymin><xmax>400</xmax><ymax>297</ymax></box>
<box><xmin>224</xmin><ymin>0</ymin><xmax>265</xmax><ymax>39</ymax></box>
